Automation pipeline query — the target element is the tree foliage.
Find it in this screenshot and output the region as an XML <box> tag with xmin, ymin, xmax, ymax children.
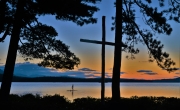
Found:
<box><xmin>112</xmin><ymin>0</ymin><xmax>178</xmax><ymax>72</ymax></box>
<box><xmin>0</xmin><ymin>0</ymin><xmax>101</xmax><ymax>70</ymax></box>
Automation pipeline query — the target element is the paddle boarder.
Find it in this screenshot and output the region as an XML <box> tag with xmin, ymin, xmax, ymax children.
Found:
<box><xmin>72</xmin><ymin>84</ymin><xmax>74</xmax><ymax>90</ymax></box>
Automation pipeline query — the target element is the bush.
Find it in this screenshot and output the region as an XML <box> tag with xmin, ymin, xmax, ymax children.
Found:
<box><xmin>1</xmin><ymin>94</ymin><xmax>180</xmax><ymax>110</ymax></box>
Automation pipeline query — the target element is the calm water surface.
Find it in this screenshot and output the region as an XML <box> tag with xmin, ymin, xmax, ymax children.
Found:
<box><xmin>2</xmin><ymin>82</ymin><xmax>180</xmax><ymax>101</ymax></box>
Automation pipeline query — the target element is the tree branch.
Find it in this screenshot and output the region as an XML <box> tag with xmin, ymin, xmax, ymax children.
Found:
<box><xmin>0</xmin><ymin>23</ymin><xmax>10</xmax><ymax>42</ymax></box>
<box><xmin>131</xmin><ymin>18</ymin><xmax>176</xmax><ymax>72</ymax></box>
<box><xmin>26</xmin><ymin>23</ymin><xmax>50</xmax><ymax>56</ymax></box>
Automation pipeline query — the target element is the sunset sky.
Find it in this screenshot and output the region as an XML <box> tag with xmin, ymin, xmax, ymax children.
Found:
<box><xmin>0</xmin><ymin>0</ymin><xmax>180</xmax><ymax>80</ymax></box>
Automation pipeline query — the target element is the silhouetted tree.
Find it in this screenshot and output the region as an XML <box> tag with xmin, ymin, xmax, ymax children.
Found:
<box><xmin>165</xmin><ymin>0</ymin><xmax>180</xmax><ymax>21</ymax></box>
<box><xmin>0</xmin><ymin>0</ymin><xmax>101</xmax><ymax>102</ymax></box>
<box><xmin>111</xmin><ymin>0</ymin><xmax>178</xmax><ymax>102</ymax></box>
<box><xmin>111</xmin><ymin>0</ymin><xmax>122</xmax><ymax>102</ymax></box>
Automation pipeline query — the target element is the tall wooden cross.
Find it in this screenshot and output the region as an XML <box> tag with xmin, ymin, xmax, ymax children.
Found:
<box><xmin>80</xmin><ymin>16</ymin><xmax>126</xmax><ymax>104</ymax></box>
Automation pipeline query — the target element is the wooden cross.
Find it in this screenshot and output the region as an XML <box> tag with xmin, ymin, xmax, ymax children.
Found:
<box><xmin>80</xmin><ymin>16</ymin><xmax>126</xmax><ymax>104</ymax></box>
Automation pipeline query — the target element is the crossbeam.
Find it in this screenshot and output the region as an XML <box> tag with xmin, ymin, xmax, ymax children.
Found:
<box><xmin>80</xmin><ymin>39</ymin><xmax>127</xmax><ymax>47</ymax></box>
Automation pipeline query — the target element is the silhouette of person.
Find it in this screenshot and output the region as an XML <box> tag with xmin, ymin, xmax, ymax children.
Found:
<box><xmin>72</xmin><ymin>84</ymin><xmax>74</xmax><ymax>90</ymax></box>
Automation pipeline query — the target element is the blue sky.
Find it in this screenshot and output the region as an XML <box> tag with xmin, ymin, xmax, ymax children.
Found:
<box><xmin>1</xmin><ymin>0</ymin><xmax>180</xmax><ymax>79</ymax></box>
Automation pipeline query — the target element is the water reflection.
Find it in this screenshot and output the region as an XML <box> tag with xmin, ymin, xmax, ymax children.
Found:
<box><xmin>6</xmin><ymin>82</ymin><xmax>180</xmax><ymax>101</ymax></box>
<box><xmin>121</xmin><ymin>83</ymin><xmax>180</xmax><ymax>98</ymax></box>
<box><xmin>9</xmin><ymin>82</ymin><xmax>101</xmax><ymax>101</ymax></box>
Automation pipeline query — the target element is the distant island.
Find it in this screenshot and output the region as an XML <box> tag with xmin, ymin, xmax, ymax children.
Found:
<box><xmin>0</xmin><ymin>73</ymin><xmax>180</xmax><ymax>82</ymax></box>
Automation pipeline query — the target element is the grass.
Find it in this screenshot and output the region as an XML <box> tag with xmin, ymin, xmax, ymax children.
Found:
<box><xmin>1</xmin><ymin>94</ymin><xmax>180</xmax><ymax>110</ymax></box>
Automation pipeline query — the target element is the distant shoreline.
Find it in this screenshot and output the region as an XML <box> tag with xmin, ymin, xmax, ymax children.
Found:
<box><xmin>0</xmin><ymin>74</ymin><xmax>180</xmax><ymax>82</ymax></box>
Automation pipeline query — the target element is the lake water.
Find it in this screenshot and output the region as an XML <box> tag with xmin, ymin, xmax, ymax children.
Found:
<box><xmin>3</xmin><ymin>82</ymin><xmax>180</xmax><ymax>101</ymax></box>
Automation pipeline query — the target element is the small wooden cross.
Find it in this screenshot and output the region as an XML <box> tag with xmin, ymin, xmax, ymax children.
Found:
<box><xmin>80</xmin><ymin>16</ymin><xmax>126</xmax><ymax>104</ymax></box>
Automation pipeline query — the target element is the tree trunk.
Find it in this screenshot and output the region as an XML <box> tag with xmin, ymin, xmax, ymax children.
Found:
<box><xmin>111</xmin><ymin>0</ymin><xmax>122</xmax><ymax>102</ymax></box>
<box><xmin>0</xmin><ymin>0</ymin><xmax>25</xmax><ymax>103</ymax></box>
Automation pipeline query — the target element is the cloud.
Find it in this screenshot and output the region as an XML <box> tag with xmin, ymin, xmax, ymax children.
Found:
<box><xmin>120</xmin><ymin>72</ymin><xmax>126</xmax><ymax>74</ymax></box>
<box><xmin>175</xmin><ymin>72</ymin><xmax>180</xmax><ymax>74</ymax></box>
<box><xmin>105</xmin><ymin>73</ymin><xmax>111</xmax><ymax>78</ymax></box>
<box><xmin>81</xmin><ymin>68</ymin><xmax>115</xmax><ymax>78</ymax></box>
<box><xmin>60</xmin><ymin>71</ymin><xmax>86</xmax><ymax>78</ymax></box>
<box><xmin>0</xmin><ymin>62</ymin><xmax>119</xmax><ymax>78</ymax></box>
<box><xmin>0</xmin><ymin>62</ymin><xmax>108</xmax><ymax>78</ymax></box>
<box><xmin>85</xmin><ymin>74</ymin><xmax>100</xmax><ymax>78</ymax></box>
<box><xmin>143</xmin><ymin>72</ymin><xmax>157</xmax><ymax>75</ymax></box>
<box><xmin>93</xmin><ymin>72</ymin><xmax>101</xmax><ymax>74</ymax></box>
<box><xmin>174</xmin><ymin>76</ymin><xmax>180</xmax><ymax>78</ymax></box>
<box><xmin>137</xmin><ymin>70</ymin><xmax>152</xmax><ymax>73</ymax></box>
<box><xmin>78</xmin><ymin>68</ymin><xmax>96</xmax><ymax>71</ymax></box>
<box><xmin>84</xmin><ymin>71</ymin><xmax>101</xmax><ymax>78</ymax></box>
<box><xmin>137</xmin><ymin>70</ymin><xmax>157</xmax><ymax>75</ymax></box>
<box><xmin>78</xmin><ymin>68</ymin><xmax>105</xmax><ymax>78</ymax></box>
<box><xmin>0</xmin><ymin>62</ymin><xmax>86</xmax><ymax>78</ymax></box>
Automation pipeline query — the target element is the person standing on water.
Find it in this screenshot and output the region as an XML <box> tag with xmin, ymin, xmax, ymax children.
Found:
<box><xmin>72</xmin><ymin>84</ymin><xmax>74</xmax><ymax>90</ymax></box>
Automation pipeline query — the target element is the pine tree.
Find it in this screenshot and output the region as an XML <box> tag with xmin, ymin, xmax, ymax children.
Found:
<box><xmin>0</xmin><ymin>0</ymin><xmax>101</xmax><ymax>102</ymax></box>
<box><xmin>111</xmin><ymin>0</ymin><xmax>177</xmax><ymax>102</ymax></box>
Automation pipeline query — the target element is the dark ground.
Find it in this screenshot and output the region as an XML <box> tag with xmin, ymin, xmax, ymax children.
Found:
<box><xmin>0</xmin><ymin>94</ymin><xmax>180</xmax><ymax>110</ymax></box>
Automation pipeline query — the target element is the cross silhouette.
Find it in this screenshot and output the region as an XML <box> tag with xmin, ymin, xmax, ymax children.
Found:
<box><xmin>80</xmin><ymin>16</ymin><xmax>127</xmax><ymax>104</ymax></box>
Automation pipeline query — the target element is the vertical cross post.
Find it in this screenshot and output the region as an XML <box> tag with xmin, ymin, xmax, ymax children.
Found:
<box><xmin>101</xmin><ymin>16</ymin><xmax>105</xmax><ymax>105</ymax></box>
